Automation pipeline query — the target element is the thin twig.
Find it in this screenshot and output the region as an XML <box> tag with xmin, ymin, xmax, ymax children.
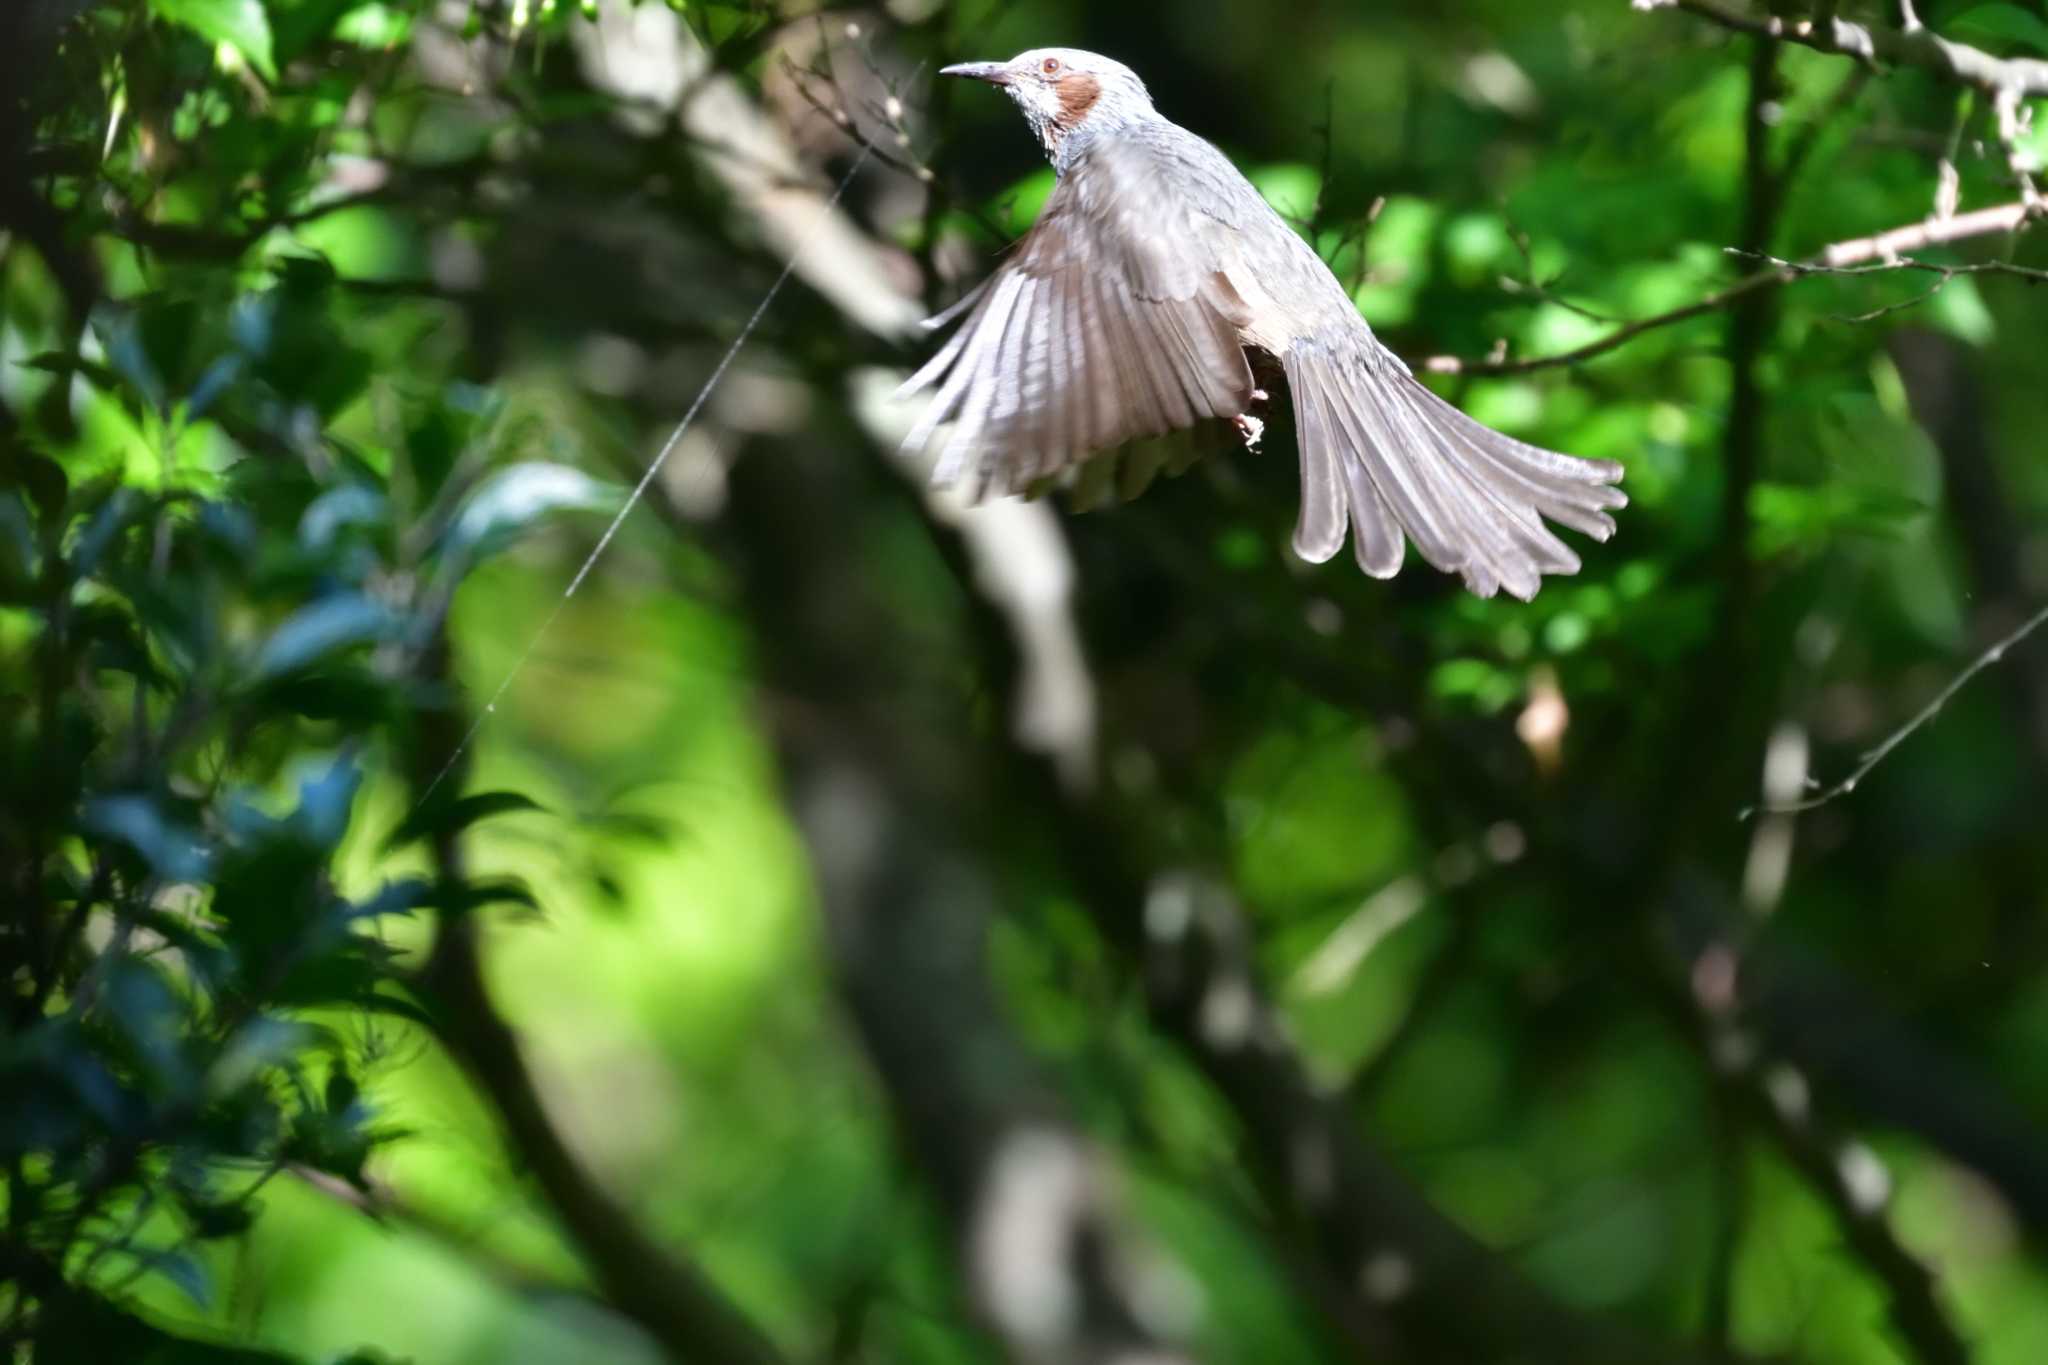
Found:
<box><xmin>1730</xmin><ymin>249</ymin><xmax>2048</xmax><ymax>284</ymax></box>
<box><xmin>1424</xmin><ymin>0</ymin><xmax>2045</xmax><ymax>377</ymax></box>
<box><xmin>1421</xmin><ymin>269</ymin><xmax>1783</xmax><ymax>375</ymax></box>
<box><xmin>1746</xmin><ymin>603</ymin><xmax>2048</xmax><ymax>817</ymax></box>
<box><xmin>1826</xmin><ymin>277</ymin><xmax>1949</xmax><ymax>322</ymax></box>
<box><xmin>1423</xmin><ymin>198</ymin><xmax>2041</xmax><ymax>375</ymax></box>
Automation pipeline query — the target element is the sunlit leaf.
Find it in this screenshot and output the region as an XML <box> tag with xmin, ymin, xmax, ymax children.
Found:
<box><xmin>151</xmin><ymin>0</ymin><xmax>278</xmax><ymax>80</ymax></box>
<box><xmin>1248</xmin><ymin>162</ymin><xmax>1323</xmax><ymax>225</ymax></box>
<box><xmin>993</xmin><ymin>167</ymin><xmax>1057</xmax><ymax>236</ymax></box>
<box><xmin>1925</xmin><ymin>273</ymin><xmax>1997</xmax><ymax>347</ymax></box>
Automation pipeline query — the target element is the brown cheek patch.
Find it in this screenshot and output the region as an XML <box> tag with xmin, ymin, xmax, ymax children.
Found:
<box><xmin>1055</xmin><ymin>74</ymin><xmax>1101</xmax><ymax>126</ymax></box>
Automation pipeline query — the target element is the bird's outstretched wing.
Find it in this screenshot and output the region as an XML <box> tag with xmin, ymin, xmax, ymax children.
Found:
<box><xmin>900</xmin><ymin>139</ymin><xmax>1257</xmax><ymax>497</ymax></box>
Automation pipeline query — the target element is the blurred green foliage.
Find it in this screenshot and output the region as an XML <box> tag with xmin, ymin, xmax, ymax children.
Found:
<box><xmin>5</xmin><ymin>1</ymin><xmax>2048</xmax><ymax>1363</ymax></box>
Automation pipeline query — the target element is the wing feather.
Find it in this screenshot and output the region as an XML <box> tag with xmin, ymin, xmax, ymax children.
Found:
<box><xmin>903</xmin><ymin>141</ymin><xmax>1254</xmax><ymax>493</ymax></box>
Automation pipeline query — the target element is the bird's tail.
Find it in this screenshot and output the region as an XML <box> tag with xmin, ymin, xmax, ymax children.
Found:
<box><xmin>1284</xmin><ymin>332</ymin><xmax>1626</xmax><ymax>600</ymax></box>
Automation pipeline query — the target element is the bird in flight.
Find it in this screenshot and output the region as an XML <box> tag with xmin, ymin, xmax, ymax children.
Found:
<box><xmin>901</xmin><ymin>48</ymin><xmax>1626</xmax><ymax>601</ymax></box>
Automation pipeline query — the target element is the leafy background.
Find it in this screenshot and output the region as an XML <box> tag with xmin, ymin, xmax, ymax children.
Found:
<box><xmin>4</xmin><ymin>1</ymin><xmax>2048</xmax><ymax>1363</ymax></box>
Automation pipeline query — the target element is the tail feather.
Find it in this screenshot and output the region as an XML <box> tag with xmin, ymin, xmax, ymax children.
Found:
<box><xmin>1289</xmin><ymin>359</ymin><xmax>1350</xmax><ymax>563</ymax></box>
<box><xmin>1401</xmin><ymin>374</ymin><xmax>1626</xmax><ymax>540</ymax></box>
<box><xmin>1284</xmin><ymin>335</ymin><xmax>1627</xmax><ymax>601</ymax></box>
<box><xmin>1302</xmin><ymin>365</ymin><xmax>1401</xmax><ymax>577</ymax></box>
<box><xmin>1385</xmin><ymin>380</ymin><xmax>1585</xmax><ymax>581</ymax></box>
<box><xmin>1374</xmin><ymin>375</ymin><xmax>1575</xmax><ymax>600</ymax></box>
<box><xmin>1347</xmin><ymin>360</ymin><xmax>1513</xmax><ymax>582</ymax></box>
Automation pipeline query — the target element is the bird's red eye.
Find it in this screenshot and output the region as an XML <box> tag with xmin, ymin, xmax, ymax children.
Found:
<box><xmin>1041</xmin><ymin>57</ymin><xmax>1061</xmax><ymax>75</ymax></box>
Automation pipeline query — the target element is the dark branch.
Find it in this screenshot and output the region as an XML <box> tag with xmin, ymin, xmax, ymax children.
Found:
<box><xmin>409</xmin><ymin>638</ymin><xmax>788</xmax><ymax>1365</ymax></box>
<box><xmin>1663</xmin><ymin>944</ymin><xmax>1974</xmax><ymax>1365</ymax></box>
<box><xmin>723</xmin><ymin>441</ymin><xmax>1199</xmax><ymax>1365</ymax></box>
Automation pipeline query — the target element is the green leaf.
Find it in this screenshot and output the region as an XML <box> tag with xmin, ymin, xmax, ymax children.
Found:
<box><xmin>991</xmin><ymin>167</ymin><xmax>1057</xmax><ymax>236</ymax></box>
<box><xmin>384</xmin><ymin>790</ymin><xmax>545</xmax><ymax>851</ymax></box>
<box><xmin>1926</xmin><ymin>273</ymin><xmax>1997</xmax><ymax>347</ymax></box>
<box><xmin>184</xmin><ymin>1197</ymin><xmax>258</xmax><ymax>1240</ymax></box>
<box><xmin>0</xmin><ymin>445</ymin><xmax>67</xmax><ymax>525</ymax></box>
<box><xmin>324</xmin><ymin>1063</ymin><xmax>359</xmax><ymax>1116</ymax></box>
<box><xmin>17</xmin><ymin>351</ymin><xmax>125</xmax><ymax>393</ymax></box>
<box><xmin>152</xmin><ymin>0</ymin><xmax>278</xmax><ymax>80</ymax></box>
<box><xmin>1247</xmin><ymin>162</ymin><xmax>1323</xmax><ymax>225</ymax></box>
<box><xmin>1948</xmin><ymin>3</ymin><xmax>2048</xmax><ymax>55</ymax></box>
<box><xmin>438</xmin><ymin>876</ymin><xmax>542</xmax><ymax>917</ymax></box>
<box><xmin>150</xmin><ymin>1248</ymin><xmax>214</xmax><ymax>1310</ymax></box>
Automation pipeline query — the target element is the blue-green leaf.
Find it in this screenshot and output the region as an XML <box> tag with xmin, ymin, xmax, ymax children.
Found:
<box><xmin>253</xmin><ymin>594</ymin><xmax>397</xmax><ymax>679</ymax></box>
<box><xmin>82</xmin><ymin>796</ymin><xmax>213</xmax><ymax>882</ymax></box>
<box><xmin>440</xmin><ymin>462</ymin><xmax>619</xmax><ymax>564</ymax></box>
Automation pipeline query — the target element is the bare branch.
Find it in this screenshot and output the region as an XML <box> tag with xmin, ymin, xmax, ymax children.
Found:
<box><xmin>1422</xmin><ymin>1</ymin><xmax>2047</xmax><ymax>377</ymax></box>
<box><xmin>1817</xmin><ymin>200</ymin><xmax>2036</xmax><ymax>266</ymax></box>
<box><xmin>571</xmin><ymin>4</ymin><xmax>924</xmax><ymax>340</ymax></box>
<box><xmin>1632</xmin><ymin>0</ymin><xmax>2048</xmax><ymax>101</ymax></box>
<box><xmin>1991</xmin><ymin>86</ymin><xmax>2043</xmax><ymax>214</ymax></box>
<box><xmin>1423</xmin><ymin>199</ymin><xmax>2041</xmax><ymax>375</ymax></box>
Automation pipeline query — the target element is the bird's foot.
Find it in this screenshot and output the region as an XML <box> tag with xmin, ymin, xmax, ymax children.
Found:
<box><xmin>1232</xmin><ymin>408</ymin><xmax>1266</xmax><ymax>451</ymax></box>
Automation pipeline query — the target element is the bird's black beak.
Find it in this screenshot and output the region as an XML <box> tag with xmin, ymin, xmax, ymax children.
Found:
<box><xmin>940</xmin><ymin>61</ymin><xmax>1013</xmax><ymax>86</ymax></box>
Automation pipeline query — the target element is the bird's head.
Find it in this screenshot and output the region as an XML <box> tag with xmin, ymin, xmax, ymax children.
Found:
<box><xmin>941</xmin><ymin>48</ymin><xmax>1153</xmax><ymax>162</ymax></box>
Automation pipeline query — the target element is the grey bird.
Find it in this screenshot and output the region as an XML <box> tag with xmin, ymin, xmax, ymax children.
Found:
<box><xmin>902</xmin><ymin>48</ymin><xmax>1627</xmax><ymax>601</ymax></box>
